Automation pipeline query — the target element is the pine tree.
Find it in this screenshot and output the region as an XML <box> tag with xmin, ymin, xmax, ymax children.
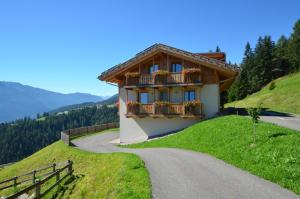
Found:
<box><xmin>288</xmin><ymin>19</ymin><xmax>300</xmax><ymax>72</ymax></box>
<box><xmin>274</xmin><ymin>35</ymin><xmax>290</xmax><ymax>77</ymax></box>
<box><xmin>215</xmin><ymin>46</ymin><xmax>221</xmax><ymax>52</ymax></box>
<box><xmin>228</xmin><ymin>42</ymin><xmax>254</xmax><ymax>101</ymax></box>
<box><xmin>252</xmin><ymin>36</ymin><xmax>275</xmax><ymax>92</ymax></box>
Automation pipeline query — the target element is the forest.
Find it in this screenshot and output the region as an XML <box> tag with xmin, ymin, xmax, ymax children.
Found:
<box><xmin>0</xmin><ymin>105</ymin><xmax>118</xmax><ymax>164</ymax></box>
<box><xmin>227</xmin><ymin>19</ymin><xmax>300</xmax><ymax>101</ymax></box>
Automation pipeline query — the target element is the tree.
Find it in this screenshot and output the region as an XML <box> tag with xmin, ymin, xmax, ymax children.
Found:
<box><xmin>228</xmin><ymin>42</ymin><xmax>254</xmax><ymax>101</ymax></box>
<box><xmin>252</xmin><ymin>36</ymin><xmax>276</xmax><ymax>92</ymax></box>
<box><xmin>288</xmin><ymin>19</ymin><xmax>300</xmax><ymax>72</ymax></box>
<box><xmin>215</xmin><ymin>46</ymin><xmax>221</xmax><ymax>52</ymax></box>
<box><xmin>247</xmin><ymin>106</ymin><xmax>261</xmax><ymax>146</ymax></box>
<box><xmin>274</xmin><ymin>35</ymin><xmax>291</xmax><ymax>77</ymax></box>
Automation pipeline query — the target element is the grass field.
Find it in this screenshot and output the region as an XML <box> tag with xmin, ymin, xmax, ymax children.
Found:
<box><xmin>226</xmin><ymin>72</ymin><xmax>300</xmax><ymax>114</ymax></box>
<box><xmin>127</xmin><ymin>115</ymin><xmax>300</xmax><ymax>195</ymax></box>
<box><xmin>0</xmin><ymin>141</ymin><xmax>151</xmax><ymax>199</ymax></box>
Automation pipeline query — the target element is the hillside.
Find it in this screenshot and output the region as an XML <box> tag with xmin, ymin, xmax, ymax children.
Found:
<box><xmin>0</xmin><ymin>105</ymin><xmax>118</xmax><ymax>164</ymax></box>
<box><xmin>0</xmin><ymin>81</ymin><xmax>106</xmax><ymax>122</ymax></box>
<box><xmin>0</xmin><ymin>140</ymin><xmax>150</xmax><ymax>198</ymax></box>
<box><xmin>128</xmin><ymin>115</ymin><xmax>300</xmax><ymax>195</ymax></box>
<box><xmin>226</xmin><ymin>72</ymin><xmax>300</xmax><ymax>114</ymax></box>
<box><xmin>50</xmin><ymin>94</ymin><xmax>118</xmax><ymax>114</ymax></box>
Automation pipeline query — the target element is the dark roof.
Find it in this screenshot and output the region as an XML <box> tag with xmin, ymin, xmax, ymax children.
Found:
<box><xmin>99</xmin><ymin>43</ymin><xmax>239</xmax><ymax>81</ymax></box>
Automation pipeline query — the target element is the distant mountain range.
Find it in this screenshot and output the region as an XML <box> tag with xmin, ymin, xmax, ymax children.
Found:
<box><xmin>49</xmin><ymin>94</ymin><xmax>118</xmax><ymax>114</ymax></box>
<box><xmin>0</xmin><ymin>81</ymin><xmax>111</xmax><ymax>122</ymax></box>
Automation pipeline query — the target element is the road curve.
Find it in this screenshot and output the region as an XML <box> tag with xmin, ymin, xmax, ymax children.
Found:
<box><xmin>72</xmin><ymin>131</ymin><xmax>299</xmax><ymax>199</ymax></box>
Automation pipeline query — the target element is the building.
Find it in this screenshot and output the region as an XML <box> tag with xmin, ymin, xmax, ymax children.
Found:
<box><xmin>99</xmin><ymin>44</ymin><xmax>238</xmax><ymax>143</ymax></box>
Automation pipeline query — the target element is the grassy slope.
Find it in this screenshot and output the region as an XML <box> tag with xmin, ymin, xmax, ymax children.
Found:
<box><xmin>226</xmin><ymin>72</ymin><xmax>300</xmax><ymax>114</ymax></box>
<box><xmin>127</xmin><ymin>115</ymin><xmax>300</xmax><ymax>194</ymax></box>
<box><xmin>0</xmin><ymin>141</ymin><xmax>151</xmax><ymax>199</ymax></box>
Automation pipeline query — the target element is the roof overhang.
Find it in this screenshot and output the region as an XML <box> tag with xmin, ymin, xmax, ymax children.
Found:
<box><xmin>99</xmin><ymin>43</ymin><xmax>239</xmax><ymax>83</ymax></box>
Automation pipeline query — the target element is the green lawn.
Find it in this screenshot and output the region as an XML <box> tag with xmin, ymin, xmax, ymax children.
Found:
<box><xmin>0</xmin><ymin>141</ymin><xmax>151</xmax><ymax>199</ymax></box>
<box><xmin>126</xmin><ymin>115</ymin><xmax>300</xmax><ymax>195</ymax></box>
<box><xmin>226</xmin><ymin>72</ymin><xmax>300</xmax><ymax>114</ymax></box>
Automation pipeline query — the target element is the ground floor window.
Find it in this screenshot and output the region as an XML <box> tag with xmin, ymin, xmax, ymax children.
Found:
<box><xmin>140</xmin><ymin>92</ymin><xmax>149</xmax><ymax>104</ymax></box>
<box><xmin>184</xmin><ymin>90</ymin><xmax>196</xmax><ymax>101</ymax></box>
<box><xmin>159</xmin><ymin>91</ymin><xmax>168</xmax><ymax>101</ymax></box>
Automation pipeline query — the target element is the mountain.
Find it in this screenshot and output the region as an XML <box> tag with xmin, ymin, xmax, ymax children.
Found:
<box><xmin>226</xmin><ymin>72</ymin><xmax>300</xmax><ymax>114</ymax></box>
<box><xmin>50</xmin><ymin>94</ymin><xmax>118</xmax><ymax>114</ymax></box>
<box><xmin>0</xmin><ymin>81</ymin><xmax>106</xmax><ymax>122</ymax></box>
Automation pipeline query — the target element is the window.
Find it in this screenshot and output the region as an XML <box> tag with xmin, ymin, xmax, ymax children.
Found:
<box><xmin>184</xmin><ymin>90</ymin><xmax>196</xmax><ymax>101</ymax></box>
<box><xmin>149</xmin><ymin>64</ymin><xmax>158</xmax><ymax>74</ymax></box>
<box><xmin>159</xmin><ymin>91</ymin><xmax>168</xmax><ymax>101</ymax></box>
<box><xmin>171</xmin><ymin>63</ymin><xmax>182</xmax><ymax>73</ymax></box>
<box><xmin>140</xmin><ymin>92</ymin><xmax>149</xmax><ymax>104</ymax></box>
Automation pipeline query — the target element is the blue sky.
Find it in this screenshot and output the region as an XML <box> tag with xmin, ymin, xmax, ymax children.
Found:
<box><xmin>0</xmin><ymin>0</ymin><xmax>299</xmax><ymax>96</ymax></box>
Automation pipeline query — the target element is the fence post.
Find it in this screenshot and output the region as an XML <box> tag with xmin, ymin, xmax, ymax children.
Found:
<box><xmin>32</xmin><ymin>170</ymin><xmax>36</xmax><ymax>184</ymax></box>
<box><xmin>67</xmin><ymin>160</ymin><xmax>73</xmax><ymax>175</ymax></box>
<box><xmin>52</xmin><ymin>163</ymin><xmax>56</xmax><ymax>172</ymax></box>
<box><xmin>56</xmin><ymin>171</ymin><xmax>60</xmax><ymax>182</ymax></box>
<box><xmin>13</xmin><ymin>176</ymin><xmax>17</xmax><ymax>187</ymax></box>
<box><xmin>35</xmin><ymin>179</ymin><xmax>41</xmax><ymax>198</ymax></box>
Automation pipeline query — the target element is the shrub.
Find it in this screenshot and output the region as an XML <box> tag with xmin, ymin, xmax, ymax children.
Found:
<box><xmin>269</xmin><ymin>81</ymin><xmax>276</xmax><ymax>90</ymax></box>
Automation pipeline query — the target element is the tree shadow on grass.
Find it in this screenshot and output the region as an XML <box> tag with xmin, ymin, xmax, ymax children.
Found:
<box><xmin>223</xmin><ymin>107</ymin><xmax>293</xmax><ymax>117</ymax></box>
<box><xmin>50</xmin><ymin>174</ymin><xmax>85</xmax><ymax>199</ymax></box>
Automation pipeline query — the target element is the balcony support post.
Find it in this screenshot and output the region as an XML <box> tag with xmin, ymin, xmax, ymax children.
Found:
<box><xmin>153</xmin><ymin>88</ymin><xmax>156</xmax><ymax>114</ymax></box>
<box><xmin>126</xmin><ymin>89</ymin><xmax>129</xmax><ymax>114</ymax></box>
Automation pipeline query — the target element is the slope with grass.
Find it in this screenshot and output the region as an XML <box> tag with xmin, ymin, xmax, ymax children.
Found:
<box><xmin>127</xmin><ymin>115</ymin><xmax>300</xmax><ymax>195</ymax></box>
<box><xmin>0</xmin><ymin>140</ymin><xmax>151</xmax><ymax>199</ymax></box>
<box><xmin>226</xmin><ymin>72</ymin><xmax>300</xmax><ymax>114</ymax></box>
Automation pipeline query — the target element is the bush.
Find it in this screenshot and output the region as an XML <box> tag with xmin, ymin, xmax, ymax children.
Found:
<box><xmin>269</xmin><ymin>81</ymin><xmax>276</xmax><ymax>90</ymax></box>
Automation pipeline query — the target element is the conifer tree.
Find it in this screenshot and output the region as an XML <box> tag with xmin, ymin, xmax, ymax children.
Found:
<box><xmin>288</xmin><ymin>19</ymin><xmax>300</xmax><ymax>71</ymax></box>
<box><xmin>215</xmin><ymin>46</ymin><xmax>221</xmax><ymax>52</ymax></box>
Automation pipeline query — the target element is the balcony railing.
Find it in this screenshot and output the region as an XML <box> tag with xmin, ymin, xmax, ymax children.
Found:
<box><xmin>126</xmin><ymin>102</ymin><xmax>202</xmax><ymax>117</ymax></box>
<box><xmin>125</xmin><ymin>72</ymin><xmax>201</xmax><ymax>86</ymax></box>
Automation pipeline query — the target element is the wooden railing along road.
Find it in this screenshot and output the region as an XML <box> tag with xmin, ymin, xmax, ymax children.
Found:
<box><xmin>61</xmin><ymin>123</ymin><xmax>119</xmax><ymax>145</ymax></box>
<box><xmin>0</xmin><ymin>160</ymin><xmax>73</xmax><ymax>199</ymax></box>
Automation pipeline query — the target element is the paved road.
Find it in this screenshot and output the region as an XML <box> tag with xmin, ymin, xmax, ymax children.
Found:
<box><xmin>260</xmin><ymin>114</ymin><xmax>300</xmax><ymax>131</ymax></box>
<box><xmin>72</xmin><ymin>132</ymin><xmax>299</xmax><ymax>199</ymax></box>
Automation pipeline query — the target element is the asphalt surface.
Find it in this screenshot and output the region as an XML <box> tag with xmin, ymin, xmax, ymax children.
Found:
<box><xmin>72</xmin><ymin>132</ymin><xmax>299</xmax><ymax>199</ymax></box>
<box><xmin>260</xmin><ymin>115</ymin><xmax>300</xmax><ymax>131</ymax></box>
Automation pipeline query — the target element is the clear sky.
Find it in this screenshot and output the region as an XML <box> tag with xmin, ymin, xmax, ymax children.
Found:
<box><xmin>0</xmin><ymin>0</ymin><xmax>299</xmax><ymax>96</ymax></box>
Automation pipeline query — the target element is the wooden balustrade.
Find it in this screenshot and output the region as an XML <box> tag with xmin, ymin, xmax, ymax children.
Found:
<box><xmin>139</xmin><ymin>74</ymin><xmax>153</xmax><ymax>85</ymax></box>
<box><xmin>140</xmin><ymin>104</ymin><xmax>154</xmax><ymax>114</ymax></box>
<box><xmin>169</xmin><ymin>104</ymin><xmax>183</xmax><ymax>115</ymax></box>
<box><xmin>125</xmin><ymin>72</ymin><xmax>201</xmax><ymax>87</ymax></box>
<box><xmin>126</xmin><ymin>102</ymin><xmax>202</xmax><ymax>118</ymax></box>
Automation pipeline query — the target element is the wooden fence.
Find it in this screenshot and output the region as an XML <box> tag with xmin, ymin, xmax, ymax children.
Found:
<box><xmin>0</xmin><ymin>160</ymin><xmax>73</xmax><ymax>199</ymax></box>
<box><xmin>61</xmin><ymin>122</ymin><xmax>119</xmax><ymax>145</ymax></box>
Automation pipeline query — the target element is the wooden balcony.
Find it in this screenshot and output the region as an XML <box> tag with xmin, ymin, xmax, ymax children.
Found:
<box><xmin>125</xmin><ymin>102</ymin><xmax>202</xmax><ymax>118</ymax></box>
<box><xmin>125</xmin><ymin>72</ymin><xmax>202</xmax><ymax>88</ymax></box>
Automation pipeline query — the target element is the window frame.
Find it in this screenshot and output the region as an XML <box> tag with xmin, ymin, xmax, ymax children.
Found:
<box><xmin>139</xmin><ymin>92</ymin><xmax>149</xmax><ymax>104</ymax></box>
<box><xmin>159</xmin><ymin>91</ymin><xmax>168</xmax><ymax>101</ymax></box>
<box><xmin>184</xmin><ymin>90</ymin><xmax>196</xmax><ymax>101</ymax></box>
<box><xmin>149</xmin><ymin>64</ymin><xmax>159</xmax><ymax>74</ymax></box>
<box><xmin>171</xmin><ymin>63</ymin><xmax>183</xmax><ymax>73</ymax></box>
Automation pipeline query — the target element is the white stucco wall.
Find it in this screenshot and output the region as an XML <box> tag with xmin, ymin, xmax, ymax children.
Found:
<box><xmin>200</xmin><ymin>84</ymin><xmax>220</xmax><ymax>118</ymax></box>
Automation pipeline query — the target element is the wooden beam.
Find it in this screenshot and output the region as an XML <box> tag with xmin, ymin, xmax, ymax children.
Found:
<box><xmin>167</xmin><ymin>54</ymin><xmax>170</xmax><ymax>72</ymax></box>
